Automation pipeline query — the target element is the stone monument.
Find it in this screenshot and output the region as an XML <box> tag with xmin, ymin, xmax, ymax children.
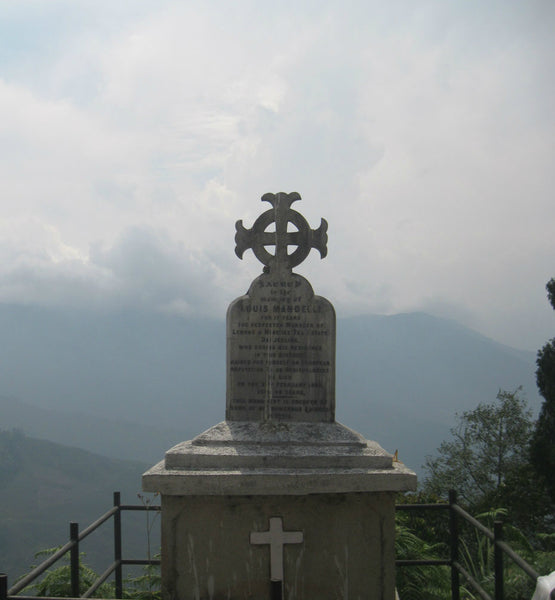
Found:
<box><xmin>143</xmin><ymin>192</ymin><xmax>416</xmax><ymax>600</ymax></box>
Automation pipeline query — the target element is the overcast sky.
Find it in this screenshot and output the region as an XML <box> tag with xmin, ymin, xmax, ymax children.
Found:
<box><xmin>0</xmin><ymin>0</ymin><xmax>554</xmax><ymax>350</ymax></box>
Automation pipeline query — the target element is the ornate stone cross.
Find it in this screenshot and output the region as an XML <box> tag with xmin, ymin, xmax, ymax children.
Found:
<box><xmin>250</xmin><ymin>517</ymin><xmax>304</xmax><ymax>582</ymax></box>
<box><xmin>235</xmin><ymin>192</ymin><xmax>328</xmax><ymax>273</ymax></box>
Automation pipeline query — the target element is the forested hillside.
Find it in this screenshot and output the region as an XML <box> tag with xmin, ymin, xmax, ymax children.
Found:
<box><xmin>0</xmin><ymin>431</ymin><xmax>153</xmax><ymax>580</ymax></box>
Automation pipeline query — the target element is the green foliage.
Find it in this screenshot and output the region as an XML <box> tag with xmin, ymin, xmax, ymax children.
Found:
<box><xmin>20</xmin><ymin>547</ymin><xmax>162</xmax><ymax>599</ymax></box>
<box><xmin>457</xmin><ymin>509</ymin><xmax>555</xmax><ymax>600</ymax></box>
<box><xmin>22</xmin><ymin>548</ymin><xmax>114</xmax><ymax>598</ymax></box>
<box><xmin>422</xmin><ymin>388</ymin><xmax>554</xmax><ymax>536</ymax></box>
<box><xmin>17</xmin><ymin>493</ymin><xmax>162</xmax><ymax>599</ymax></box>
<box><xmin>458</xmin><ymin>509</ymin><xmax>515</xmax><ymax>599</ymax></box>
<box><xmin>123</xmin><ymin>560</ymin><xmax>161</xmax><ymax>600</ymax></box>
<box><xmin>531</xmin><ymin>278</ymin><xmax>555</xmax><ymax>501</ymax></box>
<box><xmin>546</xmin><ymin>278</ymin><xmax>555</xmax><ymax>311</ymax></box>
<box><xmin>395</xmin><ymin>499</ymin><xmax>450</xmax><ymax>600</ymax></box>
<box><xmin>492</xmin><ymin>461</ymin><xmax>554</xmax><ymax>535</ymax></box>
<box><xmin>395</xmin><ymin>499</ymin><xmax>555</xmax><ymax>600</ymax></box>
<box><xmin>418</xmin><ymin>382</ymin><xmax>555</xmax><ymax>598</ymax></box>
<box><xmin>423</xmin><ymin>389</ymin><xmax>533</xmax><ymax>509</ymax></box>
<box><xmin>396</xmin><ymin>491</ymin><xmax>450</xmax><ymax>548</ymax></box>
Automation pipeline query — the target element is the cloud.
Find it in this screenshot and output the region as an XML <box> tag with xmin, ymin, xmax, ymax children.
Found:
<box><xmin>0</xmin><ymin>217</ymin><xmax>114</xmax><ymax>308</ymax></box>
<box><xmin>90</xmin><ymin>226</ymin><xmax>223</xmax><ymax>315</ymax></box>
<box><xmin>0</xmin><ymin>219</ymin><xmax>225</xmax><ymax>315</ymax></box>
<box><xmin>0</xmin><ymin>1</ymin><xmax>554</xmax><ymax>348</ymax></box>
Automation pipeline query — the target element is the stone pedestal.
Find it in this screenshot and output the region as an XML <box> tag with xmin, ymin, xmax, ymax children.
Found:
<box><xmin>142</xmin><ymin>193</ymin><xmax>417</xmax><ymax>599</ymax></box>
<box><xmin>143</xmin><ymin>421</ymin><xmax>416</xmax><ymax>600</ymax></box>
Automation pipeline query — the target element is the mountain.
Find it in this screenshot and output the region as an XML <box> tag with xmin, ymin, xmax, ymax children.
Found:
<box><xmin>0</xmin><ymin>430</ymin><xmax>154</xmax><ymax>581</ymax></box>
<box><xmin>0</xmin><ymin>304</ymin><xmax>540</xmax><ymax>477</ymax></box>
<box><xmin>0</xmin><ymin>305</ymin><xmax>224</xmax><ymax>431</ymax></box>
<box><xmin>0</xmin><ymin>396</ymin><xmax>189</xmax><ymax>465</ymax></box>
<box><xmin>336</xmin><ymin>313</ymin><xmax>539</xmax><ymax>470</ymax></box>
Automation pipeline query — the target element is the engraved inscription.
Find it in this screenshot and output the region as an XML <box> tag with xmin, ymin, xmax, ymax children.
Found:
<box><xmin>226</xmin><ymin>272</ymin><xmax>335</xmax><ymax>422</ymax></box>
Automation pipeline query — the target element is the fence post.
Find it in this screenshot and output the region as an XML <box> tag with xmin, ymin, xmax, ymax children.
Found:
<box><xmin>494</xmin><ymin>520</ymin><xmax>504</xmax><ymax>600</ymax></box>
<box><xmin>270</xmin><ymin>580</ymin><xmax>283</xmax><ymax>600</ymax></box>
<box><xmin>70</xmin><ymin>522</ymin><xmax>80</xmax><ymax>598</ymax></box>
<box><xmin>113</xmin><ymin>491</ymin><xmax>123</xmax><ymax>599</ymax></box>
<box><xmin>1</xmin><ymin>573</ymin><xmax>7</xmax><ymax>600</ymax></box>
<box><xmin>449</xmin><ymin>490</ymin><xmax>460</xmax><ymax>600</ymax></box>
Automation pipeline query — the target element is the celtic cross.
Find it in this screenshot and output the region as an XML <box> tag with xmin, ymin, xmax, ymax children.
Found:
<box><xmin>235</xmin><ymin>192</ymin><xmax>328</xmax><ymax>273</ymax></box>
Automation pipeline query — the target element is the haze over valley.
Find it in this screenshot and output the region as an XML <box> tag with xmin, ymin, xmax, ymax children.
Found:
<box><xmin>1</xmin><ymin>304</ymin><xmax>540</xmax><ymax>472</ymax></box>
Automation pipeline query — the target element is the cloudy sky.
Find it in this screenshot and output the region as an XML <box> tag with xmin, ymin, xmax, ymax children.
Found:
<box><xmin>1</xmin><ymin>0</ymin><xmax>554</xmax><ymax>350</ymax></box>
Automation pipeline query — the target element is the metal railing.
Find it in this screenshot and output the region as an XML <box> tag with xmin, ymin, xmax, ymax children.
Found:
<box><xmin>1</xmin><ymin>490</ymin><xmax>550</xmax><ymax>600</ymax></box>
<box><xmin>396</xmin><ymin>489</ymin><xmax>550</xmax><ymax>600</ymax></box>
<box><xmin>0</xmin><ymin>492</ymin><xmax>160</xmax><ymax>600</ymax></box>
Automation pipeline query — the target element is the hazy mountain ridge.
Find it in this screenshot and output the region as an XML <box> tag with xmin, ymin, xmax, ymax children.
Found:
<box><xmin>0</xmin><ymin>304</ymin><xmax>540</xmax><ymax>472</ymax></box>
<box><xmin>0</xmin><ymin>396</ymin><xmax>187</xmax><ymax>465</ymax></box>
<box><xmin>0</xmin><ymin>430</ymin><xmax>151</xmax><ymax>580</ymax></box>
<box><xmin>336</xmin><ymin>312</ymin><xmax>539</xmax><ymax>467</ymax></box>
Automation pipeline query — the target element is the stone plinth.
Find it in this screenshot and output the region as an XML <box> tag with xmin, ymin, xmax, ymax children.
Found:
<box><xmin>158</xmin><ymin>492</ymin><xmax>395</xmax><ymax>600</ymax></box>
<box><xmin>143</xmin><ymin>421</ymin><xmax>416</xmax><ymax>599</ymax></box>
<box><xmin>144</xmin><ymin>421</ymin><xmax>415</xmax><ymax>495</ymax></box>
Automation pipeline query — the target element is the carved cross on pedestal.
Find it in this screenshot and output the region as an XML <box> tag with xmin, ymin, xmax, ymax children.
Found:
<box><xmin>235</xmin><ymin>192</ymin><xmax>328</xmax><ymax>273</ymax></box>
<box><xmin>250</xmin><ymin>517</ymin><xmax>303</xmax><ymax>583</ymax></box>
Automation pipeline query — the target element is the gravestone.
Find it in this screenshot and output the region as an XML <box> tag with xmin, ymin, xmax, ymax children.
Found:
<box><xmin>143</xmin><ymin>192</ymin><xmax>416</xmax><ymax>600</ymax></box>
<box><xmin>227</xmin><ymin>191</ymin><xmax>334</xmax><ymax>422</ymax></box>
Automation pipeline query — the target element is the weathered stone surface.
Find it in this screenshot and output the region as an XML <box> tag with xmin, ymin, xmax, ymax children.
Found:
<box><xmin>162</xmin><ymin>421</ymin><xmax>391</xmax><ymax>470</ymax></box>
<box><xmin>192</xmin><ymin>420</ymin><xmax>366</xmax><ymax>447</ymax></box>
<box><xmin>226</xmin><ymin>272</ymin><xmax>335</xmax><ymax>422</ymax></box>
<box><xmin>160</xmin><ymin>492</ymin><xmax>397</xmax><ymax>600</ymax></box>
<box><xmin>234</xmin><ymin>192</ymin><xmax>328</xmax><ymax>273</ymax></box>
<box><xmin>142</xmin><ymin>456</ymin><xmax>416</xmax><ymax>496</ymax></box>
<box><xmin>142</xmin><ymin>420</ymin><xmax>418</xmax><ymax>495</ymax></box>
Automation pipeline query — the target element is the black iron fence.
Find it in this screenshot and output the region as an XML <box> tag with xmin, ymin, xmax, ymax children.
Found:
<box><xmin>0</xmin><ymin>492</ymin><xmax>160</xmax><ymax>600</ymax></box>
<box><xmin>396</xmin><ymin>490</ymin><xmax>550</xmax><ymax>600</ymax></box>
<box><xmin>0</xmin><ymin>490</ymin><xmax>550</xmax><ymax>600</ymax></box>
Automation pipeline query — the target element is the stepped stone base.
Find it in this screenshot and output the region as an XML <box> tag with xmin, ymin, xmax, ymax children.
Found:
<box><xmin>143</xmin><ymin>420</ymin><xmax>416</xmax><ymax>496</ymax></box>
<box><xmin>143</xmin><ymin>421</ymin><xmax>416</xmax><ymax>600</ymax></box>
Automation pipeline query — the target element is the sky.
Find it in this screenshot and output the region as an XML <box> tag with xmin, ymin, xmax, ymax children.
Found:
<box><xmin>0</xmin><ymin>0</ymin><xmax>554</xmax><ymax>350</ymax></box>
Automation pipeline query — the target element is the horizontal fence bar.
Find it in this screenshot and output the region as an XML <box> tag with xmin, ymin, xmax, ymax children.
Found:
<box><xmin>396</xmin><ymin>559</ymin><xmax>450</xmax><ymax>566</ymax></box>
<box><xmin>8</xmin><ymin>596</ymin><xmax>116</xmax><ymax>600</ymax></box>
<box><xmin>453</xmin><ymin>561</ymin><xmax>493</xmax><ymax>600</ymax></box>
<box><xmin>120</xmin><ymin>559</ymin><xmax>161</xmax><ymax>566</ymax></box>
<box><xmin>118</xmin><ymin>505</ymin><xmax>161</xmax><ymax>512</ymax></box>
<box><xmin>396</xmin><ymin>503</ymin><xmax>449</xmax><ymax>511</ymax></box>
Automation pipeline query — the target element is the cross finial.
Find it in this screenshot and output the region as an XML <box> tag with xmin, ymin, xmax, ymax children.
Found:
<box><xmin>235</xmin><ymin>192</ymin><xmax>328</xmax><ymax>273</ymax></box>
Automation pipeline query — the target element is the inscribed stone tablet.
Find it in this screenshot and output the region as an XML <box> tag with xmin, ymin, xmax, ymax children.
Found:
<box><xmin>226</xmin><ymin>271</ymin><xmax>335</xmax><ymax>422</ymax></box>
